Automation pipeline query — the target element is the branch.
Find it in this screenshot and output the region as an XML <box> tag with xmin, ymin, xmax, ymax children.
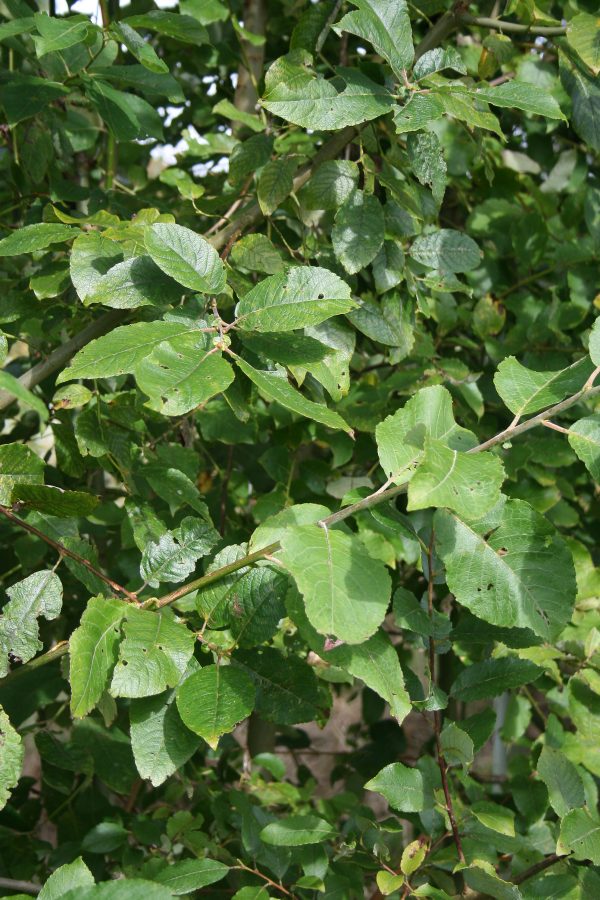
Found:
<box><xmin>0</xmin><ymin>877</ymin><xmax>41</xmax><ymax>895</ymax></box>
<box><xmin>0</xmin><ymin>641</ymin><xmax>69</xmax><ymax>685</ymax></box>
<box><xmin>154</xmin><ymin>380</ymin><xmax>600</xmax><ymax>608</ymax></box>
<box><xmin>460</xmin><ymin>13</ymin><xmax>567</xmax><ymax>36</ymax></box>
<box><xmin>513</xmin><ymin>853</ymin><xmax>563</xmax><ymax>885</ymax></box>
<box><xmin>0</xmin><ymin>505</ymin><xmax>139</xmax><ymax>603</ymax></box>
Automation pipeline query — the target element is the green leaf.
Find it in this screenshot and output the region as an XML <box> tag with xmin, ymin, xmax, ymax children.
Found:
<box><xmin>372</xmin><ymin>242</ymin><xmax>405</xmax><ymax>294</ymax></box>
<box><xmin>471</xmin><ymin>801</ymin><xmax>515</xmax><ymax>837</ymax></box>
<box><xmin>1</xmin><ymin>75</ymin><xmax>70</xmax><ymax>125</ymax></box>
<box><xmin>567</xmin><ymin>13</ymin><xmax>600</xmax><ymax>75</ymax></box>
<box><xmin>365</xmin><ymin>762</ymin><xmax>424</xmax><ymax>812</ymax></box>
<box><xmin>413</xmin><ymin>47</ymin><xmax>466</xmax><ymax>80</ymax></box>
<box><xmin>409</xmin><ymin>229</ymin><xmax>481</xmax><ymax>273</ymax></box>
<box><xmin>0</xmin><ymin>223</ymin><xmax>75</xmax><ymax>257</ymax></box>
<box><xmin>302</xmin><ymin>160</ymin><xmax>359</xmax><ymax>211</ymax></box>
<box><xmin>33</xmin><ymin>13</ymin><xmax>92</xmax><ymax>56</ymax></box>
<box><xmin>0</xmin><ymin>18</ymin><xmax>37</xmax><ymax>43</ymax></box>
<box><xmin>135</xmin><ymin>333</ymin><xmax>235</xmax><ymax>416</ymax></box>
<box><xmin>82</xmin><ymin>822</ymin><xmax>129</xmax><ymax>853</ymax></box>
<box><xmin>145</xmin><ymin>224</ymin><xmax>226</xmax><ymax>293</ymax></box>
<box><xmin>408</xmin><ymin>439</ymin><xmax>504</xmax><ymax>518</ymax></box>
<box><xmin>110</xmin><ymin>22</ymin><xmax>168</xmax><ymax>74</ymax></box>
<box><xmin>439</xmin><ymin>722</ymin><xmax>474</xmax><ymax>767</ymax></box>
<box><xmin>234</xmin><ymin>357</ymin><xmax>351</xmax><ymax>433</ymax></box>
<box><xmin>568</xmin><ymin>416</ymin><xmax>600</xmax><ymax>479</ymax></box>
<box><xmin>151</xmin><ymin>859</ymin><xmax>229</xmax><ymax>895</ymax></box>
<box><xmin>450</xmin><ymin>658</ymin><xmax>543</xmax><ymax>701</ymax></box>
<box><xmin>333</xmin><ymin>0</ymin><xmax>413</xmax><ymax>80</ymax></box>
<box><xmin>588</xmin><ymin>316</ymin><xmax>600</xmax><ymax>364</ymax></box>
<box><xmin>235</xmin><ymin>265</ymin><xmax>355</xmax><ymax>332</ymax></box>
<box><xmin>258</xmin><ymin>158</ymin><xmax>298</xmax><ymax>215</ymax></box>
<box><xmin>69</xmin><ymin>232</ymin><xmax>123</xmax><ymax>302</ymax></box>
<box><xmin>0</xmin><ymin>444</ymin><xmax>45</xmax><ymax>505</ymax></box>
<box><xmin>130</xmin><ymin>685</ymin><xmax>201</xmax><ymax>787</ymax></box>
<box><xmin>124</xmin><ymin>11</ymin><xmax>209</xmax><ymax>45</ymax></box>
<box><xmin>0</xmin><ymin>370</ymin><xmax>48</xmax><ymax>422</ymax></box>
<box><xmin>400</xmin><ymin>841</ymin><xmax>427</xmax><ymax>878</ymax></box>
<box><xmin>332</xmin><ymin>190</ymin><xmax>385</xmax><ymax>274</ymax></box>
<box><xmin>286</xmin><ymin>586</ymin><xmax>410</xmax><ymax>723</ymax></box>
<box><xmin>82</xmin><ymin>77</ymin><xmax>164</xmax><ymax>141</ymax></box>
<box><xmin>262</xmin><ymin>53</ymin><xmax>393</xmax><ymax>129</ymax></box>
<box><xmin>38</xmin><ymin>858</ymin><xmax>94</xmax><ymax>900</ymax></box>
<box><xmin>250</xmin><ymin>504</ymin><xmax>331</xmax><ymax>552</ymax></box>
<box><xmin>93</xmin><ymin>65</ymin><xmax>184</xmax><ymax>102</ymax></box>
<box><xmin>230</xmin><ymin>234</ymin><xmax>284</xmax><ymax>274</ymax></box>
<box><xmin>537</xmin><ymin>746</ymin><xmax>585</xmax><ymax>817</ymax></box>
<box><xmin>376</xmin><ymin>385</ymin><xmax>477</xmax><ymax>483</ymax></box>
<box><xmin>0</xmin><ymin>571</ymin><xmax>62</xmax><ymax>677</ymax></box>
<box><xmin>69</xmin><ymin>597</ymin><xmax>126</xmax><ymax>718</ymax></box>
<box><xmin>140</xmin><ymin>516</ymin><xmax>219</xmax><ymax>588</ymax></box>
<box><xmin>560</xmin><ymin>53</ymin><xmax>600</xmax><ymax>151</ymax></box>
<box><xmin>279</xmin><ymin>525</ymin><xmax>391</xmax><ymax>644</ymax></box>
<box><xmin>494</xmin><ymin>356</ymin><xmax>592</xmax><ymax>417</ymax></box>
<box><xmin>110</xmin><ymin>609</ymin><xmax>195</xmax><ymax>699</ymax></box>
<box><xmin>260</xmin><ymin>815</ymin><xmax>335</xmax><ymax>846</ymax></box>
<box><xmin>558</xmin><ymin>807</ymin><xmax>600</xmax><ymax>864</ymax></box>
<box><xmin>475</xmin><ymin>81</ymin><xmax>565</xmax><ymax>120</ymax></box>
<box><xmin>234</xmin><ymin>648</ymin><xmax>322</xmax><ymax>724</ymax></box>
<box><xmin>434</xmin><ymin>499</ymin><xmax>576</xmax><ymax>640</ymax></box>
<box><xmin>213</xmin><ymin>98</ymin><xmax>264</xmax><ymax>133</ymax></box>
<box><xmin>11</xmin><ymin>485</ymin><xmax>98</xmax><ymax>517</ymax></box>
<box><xmin>0</xmin><ymin>705</ymin><xmax>23</xmax><ymax>812</ymax></box>
<box><xmin>176</xmin><ymin>664</ymin><xmax>255</xmax><ymax>748</ymax></box>
<box><xmin>462</xmin><ymin>863</ymin><xmax>522</xmax><ymax>900</ymax></box>
<box><xmin>57</xmin><ymin>321</ymin><xmax>193</xmax><ymax>383</ymax></box>
<box><xmin>62</xmin><ymin>880</ymin><xmax>174</xmax><ymax>899</ymax></box>
<box><xmin>407</xmin><ymin>131</ymin><xmax>446</xmax><ymax>206</ymax></box>
<box><xmin>227</xmin><ymin>568</ymin><xmax>289</xmax><ymax>647</ymax></box>
<box><xmin>86</xmin><ymin>257</ymin><xmax>183</xmax><ymax>309</ymax></box>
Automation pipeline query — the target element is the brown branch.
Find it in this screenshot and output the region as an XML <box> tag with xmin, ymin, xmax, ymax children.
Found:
<box><xmin>512</xmin><ymin>853</ymin><xmax>563</xmax><ymax>885</ymax></box>
<box><xmin>0</xmin><ymin>877</ymin><xmax>41</xmax><ymax>895</ymax></box>
<box><xmin>0</xmin><ymin>641</ymin><xmax>69</xmax><ymax>685</ymax></box>
<box><xmin>0</xmin><ymin>505</ymin><xmax>138</xmax><ymax>603</ymax></box>
<box><xmin>427</xmin><ymin>533</ymin><xmax>465</xmax><ymax>864</ymax></box>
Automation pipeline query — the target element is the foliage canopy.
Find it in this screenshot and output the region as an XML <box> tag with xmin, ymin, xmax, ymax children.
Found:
<box><xmin>1</xmin><ymin>0</ymin><xmax>600</xmax><ymax>897</ymax></box>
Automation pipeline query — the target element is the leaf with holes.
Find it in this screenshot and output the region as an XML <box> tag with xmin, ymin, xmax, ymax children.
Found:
<box><xmin>69</xmin><ymin>597</ymin><xmax>126</xmax><ymax>718</ymax></box>
<box><xmin>0</xmin><ymin>571</ymin><xmax>62</xmax><ymax>677</ymax></box>
<box><xmin>140</xmin><ymin>516</ymin><xmax>219</xmax><ymax>588</ymax></box>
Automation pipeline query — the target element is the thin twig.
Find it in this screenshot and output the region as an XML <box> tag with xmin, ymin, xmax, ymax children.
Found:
<box><xmin>0</xmin><ymin>505</ymin><xmax>139</xmax><ymax>603</ymax></box>
<box><xmin>233</xmin><ymin>861</ymin><xmax>293</xmax><ymax>897</ymax></box>
<box><xmin>460</xmin><ymin>13</ymin><xmax>567</xmax><ymax>35</ymax></box>
<box><xmin>427</xmin><ymin>534</ymin><xmax>465</xmax><ymax>864</ymax></box>
<box><xmin>513</xmin><ymin>852</ymin><xmax>563</xmax><ymax>885</ymax></box>
<box><xmin>0</xmin><ymin>877</ymin><xmax>41</xmax><ymax>895</ymax></box>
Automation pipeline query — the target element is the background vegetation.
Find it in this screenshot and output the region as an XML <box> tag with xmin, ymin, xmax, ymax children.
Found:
<box><xmin>1</xmin><ymin>0</ymin><xmax>600</xmax><ymax>897</ymax></box>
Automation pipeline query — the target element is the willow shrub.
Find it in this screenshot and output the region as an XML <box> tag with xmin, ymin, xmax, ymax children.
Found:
<box><xmin>1</xmin><ymin>1</ymin><xmax>600</xmax><ymax>897</ymax></box>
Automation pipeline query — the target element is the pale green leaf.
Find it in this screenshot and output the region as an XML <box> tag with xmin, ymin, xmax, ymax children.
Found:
<box><xmin>33</xmin><ymin>12</ymin><xmax>92</xmax><ymax>56</ymax></box>
<box><xmin>365</xmin><ymin>762</ymin><xmax>424</xmax><ymax>812</ymax></box>
<box><xmin>85</xmin><ymin>256</ymin><xmax>183</xmax><ymax>309</ymax></box>
<box><xmin>234</xmin><ymin>357</ymin><xmax>351</xmax><ymax>433</ymax></box>
<box><xmin>568</xmin><ymin>416</ymin><xmax>600</xmax><ymax>479</ymax></box>
<box><xmin>440</xmin><ymin>722</ymin><xmax>474</xmax><ymax>767</ymax></box>
<box><xmin>537</xmin><ymin>746</ymin><xmax>585</xmax><ymax>817</ymax></box>
<box><xmin>407</xmin><ymin>131</ymin><xmax>446</xmax><ymax>205</ymax></box>
<box><xmin>0</xmin><ymin>571</ymin><xmax>62</xmax><ymax>677</ymax></box>
<box><xmin>462</xmin><ymin>863</ymin><xmax>522</xmax><ymax>900</ymax></box>
<box><xmin>301</xmin><ymin>160</ymin><xmax>359</xmax><ymax>211</ymax></box>
<box><xmin>475</xmin><ymin>81</ymin><xmax>565</xmax><ymax>119</ymax></box>
<box><xmin>11</xmin><ymin>484</ymin><xmax>98</xmax><ymax>517</ymax></box>
<box><xmin>0</xmin><ymin>705</ymin><xmax>23</xmax><ymax>812</ymax></box>
<box><xmin>140</xmin><ymin>516</ymin><xmax>219</xmax><ymax>588</ymax></box>
<box><xmin>69</xmin><ymin>597</ymin><xmax>126</xmax><ymax>718</ymax></box>
<box><xmin>258</xmin><ymin>158</ymin><xmax>298</xmax><ymax>215</ymax></box>
<box><xmin>260</xmin><ymin>815</ymin><xmax>335</xmax><ymax>846</ymax></box>
<box><xmin>69</xmin><ymin>232</ymin><xmax>122</xmax><ymax>302</ymax></box>
<box><xmin>262</xmin><ymin>53</ymin><xmax>393</xmax><ymax>129</ymax></box>
<box><xmin>494</xmin><ymin>356</ymin><xmax>592</xmax><ymax>417</ymax></box>
<box><xmin>0</xmin><ymin>370</ymin><xmax>48</xmax><ymax>422</ymax></box>
<box><xmin>0</xmin><ymin>445</ymin><xmax>44</xmax><ymax>505</ymax></box>
<box><xmin>558</xmin><ymin>807</ymin><xmax>600</xmax><ymax>863</ymax></box>
<box><xmin>279</xmin><ymin>525</ymin><xmax>391</xmax><ymax>644</ymax></box>
<box><xmin>334</xmin><ymin>0</ymin><xmax>413</xmax><ymax>80</ymax></box>
<box><xmin>450</xmin><ymin>658</ymin><xmax>543</xmax><ymax>701</ymax></box>
<box><xmin>230</xmin><ymin>234</ymin><xmax>284</xmax><ymax>274</ymax></box>
<box><xmin>413</xmin><ymin>47</ymin><xmax>466</xmax><ymax>80</ymax></box>
<box><xmin>152</xmin><ymin>859</ymin><xmax>229</xmax><ymax>894</ymax></box>
<box><xmin>110</xmin><ymin>609</ymin><xmax>195</xmax><ymax>699</ymax></box>
<box><xmin>249</xmin><ymin>503</ymin><xmax>331</xmax><ymax>553</ymax></box>
<box><xmin>38</xmin><ymin>858</ymin><xmax>94</xmax><ymax>900</ymax></box>
<box><xmin>434</xmin><ymin>499</ymin><xmax>576</xmax><ymax>640</ymax></box>
<box><xmin>213</xmin><ymin>98</ymin><xmax>264</xmax><ymax>132</ymax></box>
<box><xmin>588</xmin><ymin>316</ymin><xmax>600</xmax><ymax>365</ymax></box>
<box><xmin>176</xmin><ymin>664</ymin><xmax>255</xmax><ymax>748</ymax></box>
<box><xmin>57</xmin><ymin>321</ymin><xmax>193</xmax><ymax>383</ymax></box>
<box><xmin>567</xmin><ymin>13</ymin><xmax>600</xmax><ymax>75</ymax></box>
<box><xmin>130</xmin><ymin>684</ymin><xmax>200</xmax><ymax>787</ymax></box>
<box><xmin>471</xmin><ymin>801</ymin><xmax>515</xmax><ymax>837</ymax></box>
<box><xmin>110</xmin><ymin>22</ymin><xmax>168</xmax><ymax>74</ymax></box>
<box><xmin>332</xmin><ymin>190</ymin><xmax>384</xmax><ymax>274</ymax></box>
<box><xmin>409</xmin><ymin>229</ymin><xmax>481</xmax><ymax>273</ymax></box>
<box><xmin>145</xmin><ymin>223</ymin><xmax>226</xmax><ymax>293</ymax></box>
<box><xmin>0</xmin><ymin>223</ymin><xmax>75</xmax><ymax>257</ymax></box>
<box><xmin>407</xmin><ymin>439</ymin><xmax>504</xmax><ymax>518</ymax></box>
<box><xmin>235</xmin><ymin>265</ymin><xmax>355</xmax><ymax>332</ymax></box>
<box><xmin>376</xmin><ymin>385</ymin><xmax>477</xmax><ymax>483</ymax></box>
